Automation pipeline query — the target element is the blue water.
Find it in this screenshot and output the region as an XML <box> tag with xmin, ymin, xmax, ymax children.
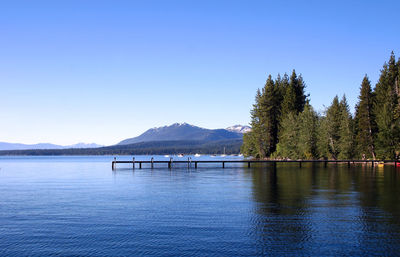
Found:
<box><xmin>1</xmin><ymin>156</ymin><xmax>400</xmax><ymax>256</ymax></box>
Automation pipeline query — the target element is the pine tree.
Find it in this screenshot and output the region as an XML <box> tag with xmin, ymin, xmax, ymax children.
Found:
<box><xmin>354</xmin><ymin>75</ymin><xmax>376</xmax><ymax>159</ymax></box>
<box><xmin>280</xmin><ymin>70</ymin><xmax>307</xmax><ymax>116</ymax></box>
<box><xmin>337</xmin><ymin>95</ymin><xmax>354</xmax><ymax>159</ymax></box>
<box><xmin>395</xmin><ymin>59</ymin><xmax>400</xmax><ymax>157</ymax></box>
<box><xmin>324</xmin><ymin>96</ymin><xmax>342</xmax><ymax>159</ymax></box>
<box><xmin>281</xmin><ymin>78</ymin><xmax>297</xmax><ymax>115</ymax></box>
<box><xmin>374</xmin><ymin>52</ymin><xmax>399</xmax><ymax>158</ymax></box>
<box><xmin>240</xmin><ymin>132</ymin><xmax>257</xmax><ymax>157</ymax></box>
<box><xmin>317</xmin><ymin>115</ymin><xmax>330</xmax><ymax>159</ymax></box>
<box><xmin>244</xmin><ymin>89</ymin><xmax>264</xmax><ymax>158</ymax></box>
<box><xmin>242</xmin><ymin>75</ymin><xmax>281</xmax><ymax>158</ymax></box>
<box><xmin>298</xmin><ymin>103</ymin><xmax>319</xmax><ymax>159</ymax></box>
<box><xmin>275</xmin><ymin>112</ymin><xmax>300</xmax><ymax>158</ymax></box>
<box><xmin>260</xmin><ymin>75</ymin><xmax>281</xmax><ymax>157</ymax></box>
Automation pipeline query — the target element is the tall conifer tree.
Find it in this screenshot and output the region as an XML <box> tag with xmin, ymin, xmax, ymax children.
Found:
<box><xmin>298</xmin><ymin>103</ymin><xmax>319</xmax><ymax>159</ymax></box>
<box><xmin>243</xmin><ymin>75</ymin><xmax>281</xmax><ymax>158</ymax></box>
<box><xmin>275</xmin><ymin>113</ymin><xmax>300</xmax><ymax>158</ymax></box>
<box><xmin>374</xmin><ymin>52</ymin><xmax>399</xmax><ymax>158</ymax></box>
<box><xmin>354</xmin><ymin>75</ymin><xmax>376</xmax><ymax>159</ymax></box>
<box><xmin>324</xmin><ymin>96</ymin><xmax>342</xmax><ymax>159</ymax></box>
<box><xmin>280</xmin><ymin>70</ymin><xmax>307</xmax><ymax>116</ymax></box>
<box><xmin>338</xmin><ymin>95</ymin><xmax>354</xmax><ymax>159</ymax></box>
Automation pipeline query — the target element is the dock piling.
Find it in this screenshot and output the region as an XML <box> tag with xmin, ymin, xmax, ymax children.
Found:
<box><xmin>112</xmin><ymin>157</ymin><xmax>116</xmax><ymax>170</ymax></box>
<box><xmin>133</xmin><ymin>157</ymin><xmax>135</xmax><ymax>169</ymax></box>
<box><xmin>168</xmin><ymin>158</ymin><xmax>173</xmax><ymax>169</ymax></box>
<box><xmin>151</xmin><ymin>157</ymin><xmax>154</xmax><ymax>169</ymax></box>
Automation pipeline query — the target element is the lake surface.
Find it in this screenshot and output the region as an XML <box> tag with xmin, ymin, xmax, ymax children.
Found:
<box><xmin>1</xmin><ymin>156</ymin><xmax>400</xmax><ymax>256</ymax></box>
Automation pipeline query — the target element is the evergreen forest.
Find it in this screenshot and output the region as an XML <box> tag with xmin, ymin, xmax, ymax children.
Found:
<box><xmin>241</xmin><ymin>52</ymin><xmax>400</xmax><ymax>160</ymax></box>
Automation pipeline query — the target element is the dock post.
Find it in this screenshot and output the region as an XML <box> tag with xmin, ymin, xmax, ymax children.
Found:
<box><xmin>133</xmin><ymin>157</ymin><xmax>135</xmax><ymax>169</ymax></box>
<box><xmin>395</xmin><ymin>160</ymin><xmax>397</xmax><ymax>168</ymax></box>
<box><xmin>195</xmin><ymin>162</ymin><xmax>198</xmax><ymax>169</ymax></box>
<box><xmin>113</xmin><ymin>157</ymin><xmax>116</xmax><ymax>170</ymax></box>
<box><xmin>248</xmin><ymin>162</ymin><xmax>250</xmax><ymax>168</ymax></box>
<box><xmin>139</xmin><ymin>162</ymin><xmax>142</xmax><ymax>169</ymax></box>
<box><xmin>151</xmin><ymin>157</ymin><xmax>154</xmax><ymax>169</ymax></box>
<box><xmin>112</xmin><ymin>161</ymin><xmax>115</xmax><ymax>170</ymax></box>
<box><xmin>324</xmin><ymin>161</ymin><xmax>327</xmax><ymax>168</ymax></box>
<box><xmin>168</xmin><ymin>158</ymin><xmax>172</xmax><ymax>169</ymax></box>
<box><xmin>187</xmin><ymin>157</ymin><xmax>190</xmax><ymax>169</ymax></box>
<box><xmin>222</xmin><ymin>162</ymin><xmax>225</xmax><ymax>168</ymax></box>
<box><xmin>273</xmin><ymin>161</ymin><xmax>277</xmax><ymax>169</ymax></box>
<box><xmin>348</xmin><ymin>161</ymin><xmax>350</xmax><ymax>168</ymax></box>
<box><xmin>299</xmin><ymin>161</ymin><xmax>302</xmax><ymax>168</ymax></box>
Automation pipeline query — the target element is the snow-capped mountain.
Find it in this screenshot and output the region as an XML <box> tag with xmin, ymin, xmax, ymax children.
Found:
<box><xmin>226</xmin><ymin>125</ymin><xmax>251</xmax><ymax>134</ymax></box>
<box><xmin>118</xmin><ymin>123</ymin><xmax>242</xmax><ymax>145</ymax></box>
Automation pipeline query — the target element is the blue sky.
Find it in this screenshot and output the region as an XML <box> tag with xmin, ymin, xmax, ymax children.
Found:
<box><xmin>0</xmin><ymin>0</ymin><xmax>399</xmax><ymax>145</ymax></box>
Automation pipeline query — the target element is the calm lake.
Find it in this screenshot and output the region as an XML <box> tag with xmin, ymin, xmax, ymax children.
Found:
<box><xmin>1</xmin><ymin>156</ymin><xmax>400</xmax><ymax>256</ymax></box>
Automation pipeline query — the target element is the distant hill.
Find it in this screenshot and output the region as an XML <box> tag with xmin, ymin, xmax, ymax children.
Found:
<box><xmin>0</xmin><ymin>142</ymin><xmax>103</xmax><ymax>151</ymax></box>
<box><xmin>0</xmin><ymin>139</ymin><xmax>242</xmax><ymax>156</ymax></box>
<box><xmin>118</xmin><ymin>123</ymin><xmax>243</xmax><ymax>145</ymax></box>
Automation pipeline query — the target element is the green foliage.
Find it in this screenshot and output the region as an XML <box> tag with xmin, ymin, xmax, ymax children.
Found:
<box><xmin>317</xmin><ymin>116</ymin><xmax>329</xmax><ymax>159</ymax></box>
<box><xmin>244</xmin><ymin>75</ymin><xmax>281</xmax><ymax>158</ymax></box>
<box><xmin>373</xmin><ymin>52</ymin><xmax>400</xmax><ymax>159</ymax></box>
<box><xmin>275</xmin><ymin>103</ymin><xmax>318</xmax><ymax>159</ymax></box>
<box><xmin>275</xmin><ymin>112</ymin><xmax>300</xmax><ymax>158</ymax></box>
<box><xmin>324</xmin><ymin>96</ymin><xmax>342</xmax><ymax>159</ymax></box>
<box><xmin>240</xmin><ymin>132</ymin><xmax>257</xmax><ymax>157</ymax></box>
<box><xmin>354</xmin><ymin>75</ymin><xmax>376</xmax><ymax>159</ymax></box>
<box><xmin>316</xmin><ymin>95</ymin><xmax>354</xmax><ymax>160</ymax></box>
<box><xmin>338</xmin><ymin>95</ymin><xmax>354</xmax><ymax>159</ymax></box>
<box><xmin>244</xmin><ymin>52</ymin><xmax>400</xmax><ymax>160</ymax></box>
<box><xmin>298</xmin><ymin>103</ymin><xmax>319</xmax><ymax>159</ymax></box>
<box><xmin>280</xmin><ymin>70</ymin><xmax>307</xmax><ymax>116</ymax></box>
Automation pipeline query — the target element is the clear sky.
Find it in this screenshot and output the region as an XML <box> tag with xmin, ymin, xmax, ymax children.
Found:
<box><xmin>1</xmin><ymin>0</ymin><xmax>399</xmax><ymax>145</ymax></box>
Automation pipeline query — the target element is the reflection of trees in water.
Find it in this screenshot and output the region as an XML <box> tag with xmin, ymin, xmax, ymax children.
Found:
<box><xmin>355</xmin><ymin>165</ymin><xmax>400</xmax><ymax>255</ymax></box>
<box><xmin>357</xmin><ymin>165</ymin><xmax>400</xmax><ymax>218</ymax></box>
<box><xmin>249</xmin><ymin>164</ymin><xmax>314</xmax><ymax>255</ymax></box>
<box><xmin>248</xmin><ymin>163</ymin><xmax>400</xmax><ymax>255</ymax></box>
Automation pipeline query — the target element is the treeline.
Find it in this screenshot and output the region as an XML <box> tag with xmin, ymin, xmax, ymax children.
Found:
<box><xmin>241</xmin><ymin>52</ymin><xmax>400</xmax><ymax>160</ymax></box>
<box><xmin>0</xmin><ymin>139</ymin><xmax>242</xmax><ymax>156</ymax></box>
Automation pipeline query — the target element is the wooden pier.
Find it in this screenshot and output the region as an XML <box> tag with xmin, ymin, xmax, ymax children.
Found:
<box><xmin>111</xmin><ymin>158</ymin><xmax>399</xmax><ymax>170</ymax></box>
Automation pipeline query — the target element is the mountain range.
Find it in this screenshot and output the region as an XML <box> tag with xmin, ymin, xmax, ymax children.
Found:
<box><xmin>0</xmin><ymin>123</ymin><xmax>251</xmax><ymax>152</ymax></box>
<box><xmin>0</xmin><ymin>142</ymin><xmax>103</xmax><ymax>151</ymax></box>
